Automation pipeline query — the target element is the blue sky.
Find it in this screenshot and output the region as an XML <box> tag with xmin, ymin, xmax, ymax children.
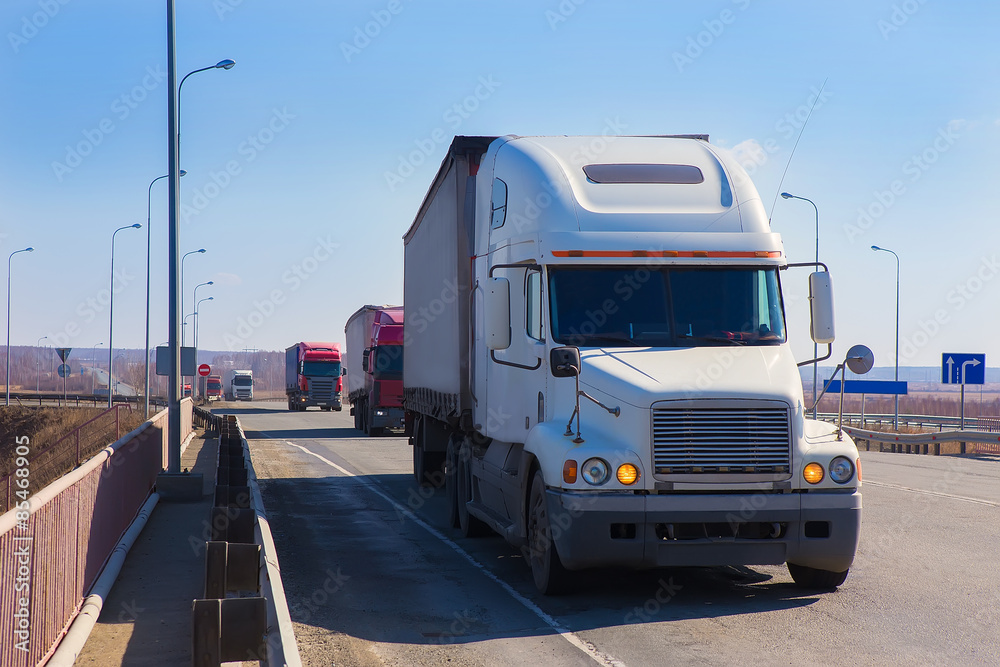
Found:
<box><xmin>1</xmin><ymin>0</ymin><xmax>998</xmax><ymax>371</ymax></box>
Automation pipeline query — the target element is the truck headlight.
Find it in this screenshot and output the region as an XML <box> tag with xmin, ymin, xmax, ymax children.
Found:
<box><xmin>581</xmin><ymin>458</ymin><xmax>609</xmax><ymax>486</ymax></box>
<box><xmin>829</xmin><ymin>456</ymin><xmax>855</xmax><ymax>484</ymax></box>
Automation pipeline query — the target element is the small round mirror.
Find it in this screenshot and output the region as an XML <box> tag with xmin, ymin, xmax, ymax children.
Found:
<box><xmin>845</xmin><ymin>344</ymin><xmax>875</xmax><ymax>375</ymax></box>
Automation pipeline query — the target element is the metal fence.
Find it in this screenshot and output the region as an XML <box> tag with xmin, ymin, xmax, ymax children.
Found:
<box><xmin>0</xmin><ymin>399</ymin><xmax>193</xmax><ymax>667</ymax></box>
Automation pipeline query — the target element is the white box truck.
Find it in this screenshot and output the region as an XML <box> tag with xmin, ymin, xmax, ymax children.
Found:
<box><xmin>404</xmin><ymin>135</ymin><xmax>864</xmax><ymax>594</ymax></box>
<box><xmin>227</xmin><ymin>369</ymin><xmax>253</xmax><ymax>401</ymax></box>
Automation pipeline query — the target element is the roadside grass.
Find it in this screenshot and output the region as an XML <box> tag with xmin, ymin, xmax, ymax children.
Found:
<box><xmin>0</xmin><ymin>406</ymin><xmax>147</xmax><ymax>513</ymax></box>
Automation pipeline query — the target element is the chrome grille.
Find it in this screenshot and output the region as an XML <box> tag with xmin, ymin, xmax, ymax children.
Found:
<box><xmin>652</xmin><ymin>403</ymin><xmax>790</xmax><ymax>475</ymax></box>
<box><xmin>310</xmin><ymin>379</ymin><xmax>335</xmax><ymax>400</ymax></box>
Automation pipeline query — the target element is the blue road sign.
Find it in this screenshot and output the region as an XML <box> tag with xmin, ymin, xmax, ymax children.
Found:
<box><xmin>823</xmin><ymin>379</ymin><xmax>908</xmax><ymax>395</ymax></box>
<box><xmin>57</xmin><ymin>363</ymin><xmax>71</xmax><ymax>378</ymax></box>
<box><xmin>942</xmin><ymin>353</ymin><xmax>986</xmax><ymax>385</ymax></box>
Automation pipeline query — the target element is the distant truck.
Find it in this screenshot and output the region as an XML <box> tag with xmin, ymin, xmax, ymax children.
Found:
<box><xmin>227</xmin><ymin>369</ymin><xmax>254</xmax><ymax>401</ymax></box>
<box><xmin>345</xmin><ymin>305</ymin><xmax>405</xmax><ymax>436</ymax></box>
<box><xmin>206</xmin><ymin>375</ymin><xmax>223</xmax><ymax>401</ymax></box>
<box><xmin>404</xmin><ymin>135</ymin><xmax>863</xmax><ymax>594</ymax></box>
<box><xmin>285</xmin><ymin>342</ymin><xmax>343</xmax><ymax>411</ymax></box>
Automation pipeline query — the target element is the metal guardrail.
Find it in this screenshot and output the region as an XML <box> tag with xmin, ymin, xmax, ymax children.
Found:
<box><xmin>7</xmin><ymin>392</ymin><xmax>169</xmax><ymax>409</ymax></box>
<box><xmin>817</xmin><ymin>412</ymin><xmax>1000</xmax><ymax>431</ymax></box>
<box><xmin>840</xmin><ymin>425</ymin><xmax>1000</xmax><ymax>456</ymax></box>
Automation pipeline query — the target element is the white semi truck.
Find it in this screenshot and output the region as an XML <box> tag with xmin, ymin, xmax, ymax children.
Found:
<box><xmin>404</xmin><ymin>135</ymin><xmax>865</xmax><ymax>594</ymax></box>
<box><xmin>226</xmin><ymin>369</ymin><xmax>253</xmax><ymax>401</ymax></box>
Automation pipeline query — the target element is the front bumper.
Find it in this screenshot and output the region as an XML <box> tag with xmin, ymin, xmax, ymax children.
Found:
<box><xmin>370</xmin><ymin>406</ymin><xmax>405</xmax><ymax>429</ymax></box>
<box><xmin>546</xmin><ymin>488</ymin><xmax>862</xmax><ymax>573</ymax></box>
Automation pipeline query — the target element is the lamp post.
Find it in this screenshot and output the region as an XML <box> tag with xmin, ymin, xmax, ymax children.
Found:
<box><xmin>872</xmin><ymin>245</ymin><xmax>900</xmax><ymax>430</ymax></box>
<box><xmin>781</xmin><ymin>192</ymin><xmax>820</xmax><ymax>418</ymax></box>
<box><xmin>178</xmin><ymin>59</ymin><xmax>236</xmax><ymax>168</ymax></box>
<box><xmin>188</xmin><ymin>280</ymin><xmax>213</xmax><ymax>345</ymax></box>
<box><xmin>36</xmin><ymin>335</ymin><xmax>48</xmax><ymax>394</ymax></box>
<box><xmin>146</xmin><ymin>170</ymin><xmax>186</xmax><ymax>418</ymax></box>
<box><xmin>109</xmin><ymin>224</ymin><xmax>141</xmax><ymax>408</ymax></box>
<box><xmin>194</xmin><ymin>296</ymin><xmax>214</xmax><ymax>350</ymax></box>
<box><xmin>181</xmin><ymin>249</ymin><xmax>206</xmax><ymax>346</ymax></box>
<box><xmin>6</xmin><ymin>247</ymin><xmax>34</xmax><ymax>406</ymax></box>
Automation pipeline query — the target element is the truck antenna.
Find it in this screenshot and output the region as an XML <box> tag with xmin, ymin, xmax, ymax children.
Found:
<box><xmin>767</xmin><ymin>78</ymin><xmax>828</xmax><ymax>224</ymax></box>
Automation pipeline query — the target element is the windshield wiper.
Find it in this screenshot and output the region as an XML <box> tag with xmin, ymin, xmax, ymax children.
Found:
<box><xmin>577</xmin><ymin>334</ymin><xmax>639</xmax><ymax>347</ymax></box>
<box><xmin>678</xmin><ymin>334</ymin><xmax>748</xmax><ymax>346</ymax></box>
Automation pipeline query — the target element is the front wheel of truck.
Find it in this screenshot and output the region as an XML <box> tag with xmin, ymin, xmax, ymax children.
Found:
<box><xmin>457</xmin><ymin>440</ymin><xmax>490</xmax><ymax>538</ymax></box>
<box><xmin>527</xmin><ymin>472</ymin><xmax>573</xmax><ymax>595</ymax></box>
<box><xmin>787</xmin><ymin>563</ymin><xmax>849</xmax><ymax>590</ymax></box>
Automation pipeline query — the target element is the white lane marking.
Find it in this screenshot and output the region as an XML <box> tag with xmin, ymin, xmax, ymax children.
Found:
<box><xmin>866</xmin><ymin>480</ymin><xmax>1000</xmax><ymax>507</ymax></box>
<box><xmin>283</xmin><ymin>440</ymin><xmax>626</xmax><ymax>667</ymax></box>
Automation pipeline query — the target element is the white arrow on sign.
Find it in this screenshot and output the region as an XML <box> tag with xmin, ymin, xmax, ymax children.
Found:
<box><xmin>961</xmin><ymin>358</ymin><xmax>981</xmax><ymax>384</ymax></box>
<box><xmin>946</xmin><ymin>356</ymin><xmax>955</xmax><ymax>383</ymax></box>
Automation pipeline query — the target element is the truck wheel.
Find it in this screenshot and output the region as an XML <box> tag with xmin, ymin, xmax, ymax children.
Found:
<box><xmin>446</xmin><ymin>437</ymin><xmax>460</xmax><ymax>528</ymax></box>
<box><xmin>287</xmin><ymin>399</ymin><xmax>294</xmax><ymax>411</ymax></box>
<box><xmin>457</xmin><ymin>441</ymin><xmax>489</xmax><ymax>538</ymax></box>
<box><xmin>527</xmin><ymin>471</ymin><xmax>573</xmax><ymax>595</ymax></box>
<box><xmin>787</xmin><ymin>563</ymin><xmax>849</xmax><ymax>590</ymax></box>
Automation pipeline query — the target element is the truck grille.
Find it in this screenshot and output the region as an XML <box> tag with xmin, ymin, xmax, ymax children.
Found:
<box><xmin>652</xmin><ymin>402</ymin><xmax>790</xmax><ymax>476</ymax></box>
<box><xmin>310</xmin><ymin>379</ymin><xmax>335</xmax><ymax>400</ymax></box>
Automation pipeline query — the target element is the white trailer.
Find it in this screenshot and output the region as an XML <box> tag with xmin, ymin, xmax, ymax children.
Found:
<box><xmin>404</xmin><ymin>135</ymin><xmax>865</xmax><ymax>594</ymax></box>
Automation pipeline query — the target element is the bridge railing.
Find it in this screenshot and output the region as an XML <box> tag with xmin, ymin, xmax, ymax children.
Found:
<box><xmin>0</xmin><ymin>399</ymin><xmax>193</xmax><ymax>666</ymax></box>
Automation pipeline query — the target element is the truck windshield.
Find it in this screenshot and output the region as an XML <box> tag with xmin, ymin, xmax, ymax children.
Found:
<box><xmin>302</xmin><ymin>361</ymin><xmax>341</xmax><ymax>377</ymax></box>
<box><xmin>548</xmin><ymin>266</ymin><xmax>786</xmax><ymax>347</ymax></box>
<box><xmin>371</xmin><ymin>346</ymin><xmax>403</xmax><ymax>380</ymax></box>
<box><xmin>233</xmin><ymin>376</ymin><xmax>252</xmax><ymax>386</ymax></box>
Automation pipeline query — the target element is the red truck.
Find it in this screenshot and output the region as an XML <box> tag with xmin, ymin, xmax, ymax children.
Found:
<box><xmin>345</xmin><ymin>305</ymin><xmax>404</xmax><ymax>436</ymax></box>
<box><xmin>206</xmin><ymin>375</ymin><xmax>223</xmax><ymax>401</ymax></box>
<box><xmin>285</xmin><ymin>342</ymin><xmax>344</xmax><ymax>411</ymax></box>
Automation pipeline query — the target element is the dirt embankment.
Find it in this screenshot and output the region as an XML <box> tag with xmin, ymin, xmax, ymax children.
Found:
<box><xmin>0</xmin><ymin>406</ymin><xmax>146</xmax><ymax>511</ymax></box>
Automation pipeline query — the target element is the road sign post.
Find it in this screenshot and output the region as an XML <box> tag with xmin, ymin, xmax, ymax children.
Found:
<box><xmin>942</xmin><ymin>353</ymin><xmax>986</xmax><ymax>436</ymax></box>
<box><xmin>56</xmin><ymin>349</ymin><xmax>72</xmax><ymax>406</ymax></box>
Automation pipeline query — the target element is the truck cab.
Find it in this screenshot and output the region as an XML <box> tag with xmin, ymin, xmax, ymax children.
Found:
<box><xmin>286</xmin><ymin>342</ymin><xmax>343</xmax><ymax>411</ymax></box>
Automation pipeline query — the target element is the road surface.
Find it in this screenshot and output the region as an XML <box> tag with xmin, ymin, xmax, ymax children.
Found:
<box><xmin>223</xmin><ymin>402</ymin><xmax>1000</xmax><ymax>666</ymax></box>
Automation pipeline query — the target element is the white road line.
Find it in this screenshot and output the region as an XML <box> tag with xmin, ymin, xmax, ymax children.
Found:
<box><xmin>866</xmin><ymin>480</ymin><xmax>1000</xmax><ymax>507</ymax></box>
<box><xmin>282</xmin><ymin>440</ymin><xmax>626</xmax><ymax>667</ymax></box>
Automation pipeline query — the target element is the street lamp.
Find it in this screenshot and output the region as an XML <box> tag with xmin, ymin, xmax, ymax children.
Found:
<box><xmin>781</xmin><ymin>192</ymin><xmax>821</xmax><ymax>418</ymax></box>
<box><xmin>194</xmin><ymin>296</ymin><xmax>214</xmax><ymax>350</ymax></box>
<box><xmin>145</xmin><ymin>170</ymin><xmax>186</xmax><ymax>418</ymax></box>
<box><xmin>181</xmin><ymin>249</ymin><xmax>206</xmax><ymax>346</ymax></box>
<box><xmin>109</xmin><ymin>224</ymin><xmax>142</xmax><ymax>408</ymax></box>
<box><xmin>178</xmin><ymin>59</ymin><xmax>236</xmax><ymax>167</ymax></box>
<box><xmin>6</xmin><ymin>246</ymin><xmax>34</xmax><ymax>406</ymax></box>
<box><xmin>871</xmin><ymin>244</ymin><xmax>900</xmax><ymax>430</ymax></box>
<box><xmin>36</xmin><ymin>335</ymin><xmax>48</xmax><ymax>394</ymax></box>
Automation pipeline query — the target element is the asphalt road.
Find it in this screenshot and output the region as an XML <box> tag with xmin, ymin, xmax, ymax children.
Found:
<box><xmin>223</xmin><ymin>402</ymin><xmax>1000</xmax><ymax>666</ymax></box>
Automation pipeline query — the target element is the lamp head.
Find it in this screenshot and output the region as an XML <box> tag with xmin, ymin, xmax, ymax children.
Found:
<box><xmin>207</xmin><ymin>281</ymin><xmax>214</xmax><ymax>286</ymax></box>
<box><xmin>24</xmin><ymin>247</ymin><xmax>33</xmax><ymax>252</ymax></box>
<box><xmin>216</xmin><ymin>59</ymin><xmax>236</xmax><ymax>70</ymax></box>
<box><xmin>871</xmin><ymin>245</ymin><xmax>881</xmax><ymax>251</ymax></box>
<box><xmin>197</xmin><ymin>248</ymin><xmax>206</xmax><ymax>254</ymax></box>
<box><xmin>780</xmin><ymin>192</ymin><xmax>793</xmax><ymax>199</ymax></box>
<box><xmin>132</xmin><ymin>223</ymin><xmax>142</xmax><ymax>229</ymax></box>
<box><xmin>180</xmin><ymin>169</ymin><xmax>188</xmax><ymax>177</ymax></box>
<box><xmin>207</xmin><ymin>296</ymin><xmax>214</xmax><ymax>301</ymax></box>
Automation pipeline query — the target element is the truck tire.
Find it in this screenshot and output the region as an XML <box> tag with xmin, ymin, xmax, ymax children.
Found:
<box><xmin>287</xmin><ymin>398</ymin><xmax>294</xmax><ymax>411</ymax></box>
<box><xmin>457</xmin><ymin>439</ymin><xmax>489</xmax><ymax>538</ymax></box>
<box><xmin>787</xmin><ymin>563</ymin><xmax>849</xmax><ymax>590</ymax></box>
<box><xmin>527</xmin><ymin>471</ymin><xmax>573</xmax><ymax>595</ymax></box>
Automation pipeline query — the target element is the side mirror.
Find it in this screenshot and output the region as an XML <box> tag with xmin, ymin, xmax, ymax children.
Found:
<box><xmin>342</xmin><ymin>368</ymin><xmax>347</xmax><ymax>376</ymax></box>
<box><xmin>808</xmin><ymin>272</ymin><xmax>835</xmax><ymax>344</ymax></box>
<box><xmin>845</xmin><ymin>344</ymin><xmax>875</xmax><ymax>375</ymax></box>
<box><xmin>485</xmin><ymin>277</ymin><xmax>511</xmax><ymax>350</ymax></box>
<box><xmin>550</xmin><ymin>346</ymin><xmax>581</xmax><ymax>378</ymax></box>
<box><xmin>361</xmin><ymin>348</ymin><xmax>371</xmax><ymax>372</ymax></box>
